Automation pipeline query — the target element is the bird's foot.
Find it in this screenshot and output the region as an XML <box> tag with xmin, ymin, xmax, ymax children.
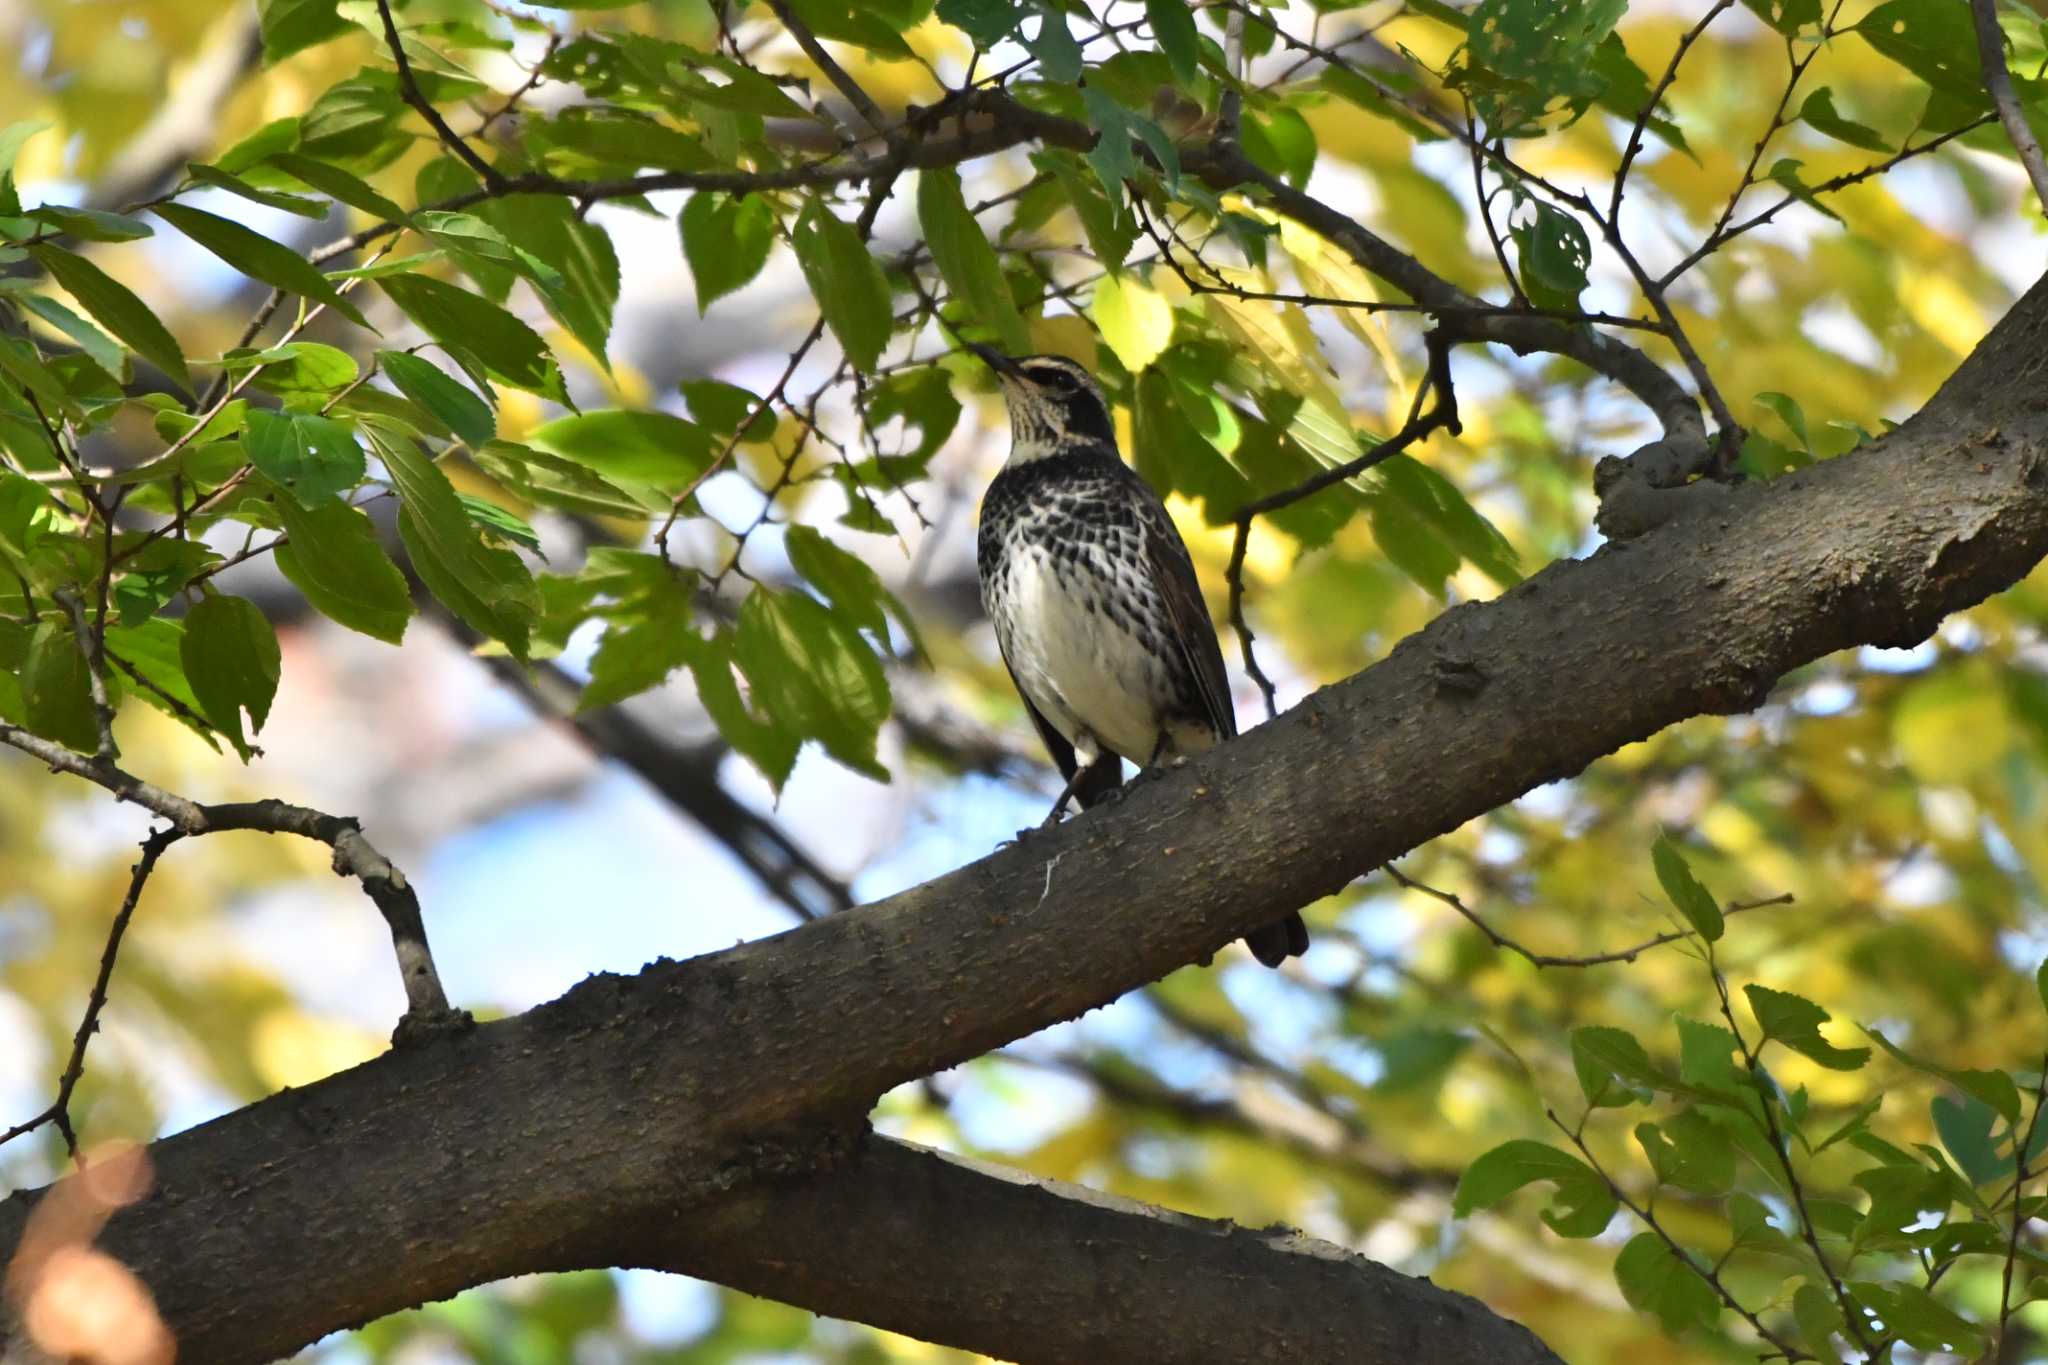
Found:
<box><xmin>1130</xmin><ymin>756</ymin><xmax>1188</xmax><ymax>787</ymax></box>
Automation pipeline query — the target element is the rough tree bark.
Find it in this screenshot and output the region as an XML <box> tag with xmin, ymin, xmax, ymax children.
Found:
<box><xmin>2</xmin><ymin>268</ymin><xmax>2045</xmax><ymax>1363</ymax></box>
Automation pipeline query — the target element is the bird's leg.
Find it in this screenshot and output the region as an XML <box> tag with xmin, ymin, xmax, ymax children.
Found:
<box><xmin>1039</xmin><ymin>762</ymin><xmax>1095</xmax><ymax>828</ymax></box>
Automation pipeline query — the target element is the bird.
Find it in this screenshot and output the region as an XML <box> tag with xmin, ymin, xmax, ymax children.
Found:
<box><xmin>969</xmin><ymin>343</ymin><xmax>1309</xmax><ymax>969</ymax></box>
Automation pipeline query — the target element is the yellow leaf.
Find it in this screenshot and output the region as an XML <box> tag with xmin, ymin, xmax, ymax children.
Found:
<box><xmin>1091</xmin><ymin>273</ymin><xmax>1175</xmax><ymax>372</ymax></box>
<box><xmin>1892</xmin><ymin>667</ymin><xmax>2011</xmax><ymax>784</ymax></box>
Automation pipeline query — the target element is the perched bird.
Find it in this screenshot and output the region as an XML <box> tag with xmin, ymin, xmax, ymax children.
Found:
<box><xmin>970</xmin><ymin>344</ymin><xmax>1309</xmax><ymax>968</ymax></box>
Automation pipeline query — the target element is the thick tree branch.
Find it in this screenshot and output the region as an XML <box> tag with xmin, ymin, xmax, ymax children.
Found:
<box><xmin>1</xmin><ymin>267</ymin><xmax>2045</xmax><ymax>1363</ymax></box>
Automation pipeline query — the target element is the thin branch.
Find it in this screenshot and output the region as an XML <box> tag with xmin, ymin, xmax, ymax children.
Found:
<box><xmin>0</xmin><ymin>726</ymin><xmax>467</xmax><ymax>1041</ymax></box>
<box><xmin>1383</xmin><ymin>864</ymin><xmax>1793</xmax><ymax>968</ymax></box>
<box><xmin>764</xmin><ymin>0</ymin><xmax>888</xmax><ymax>138</ymax></box>
<box><xmin>1972</xmin><ymin>0</ymin><xmax>2048</xmax><ymax>220</ymax></box>
<box><xmin>1662</xmin><ymin>117</ymin><xmax>1996</xmax><ymax>286</ymax></box>
<box><xmin>53</xmin><ymin>588</ymin><xmax>118</xmax><ymax>762</ymax></box>
<box><xmin>0</xmin><ymin>827</ymin><xmax>178</xmax><ymax>1157</ymax></box>
<box><xmin>1609</xmin><ymin>0</ymin><xmax>1734</xmax><ymax>223</ymax></box>
<box><xmin>374</xmin><ymin>0</ymin><xmax>506</xmax><ymax>190</ymax></box>
<box><xmin>1223</xmin><ymin>334</ymin><xmax>1459</xmax><ymax>719</ymax></box>
<box><xmin>1710</xmin><ymin>964</ymin><xmax>1877</xmax><ymax>1356</ymax></box>
<box><xmin>1997</xmin><ymin>1056</ymin><xmax>2048</xmax><ymax>1353</ymax></box>
<box><xmin>1549</xmin><ymin>1109</ymin><xmax>1811</xmax><ymax>1360</ymax></box>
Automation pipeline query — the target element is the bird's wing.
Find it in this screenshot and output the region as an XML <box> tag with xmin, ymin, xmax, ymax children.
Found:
<box><xmin>1000</xmin><ymin>653</ymin><xmax>1080</xmax><ymax>781</ymax></box>
<box><xmin>1127</xmin><ymin>473</ymin><xmax>1237</xmax><ymax>742</ymax></box>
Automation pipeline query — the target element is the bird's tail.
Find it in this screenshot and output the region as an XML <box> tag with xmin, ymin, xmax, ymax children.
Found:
<box><xmin>1243</xmin><ymin>913</ymin><xmax>1310</xmax><ymax>968</ymax></box>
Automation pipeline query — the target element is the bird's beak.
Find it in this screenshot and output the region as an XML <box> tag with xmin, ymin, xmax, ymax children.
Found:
<box><xmin>966</xmin><ymin>341</ymin><xmax>1022</xmax><ymax>378</ymax></box>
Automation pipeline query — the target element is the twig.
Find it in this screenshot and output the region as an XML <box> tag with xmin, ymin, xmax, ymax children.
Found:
<box><xmin>1383</xmin><ymin>864</ymin><xmax>1793</xmax><ymax>968</ymax></box>
<box><xmin>1548</xmin><ymin>1108</ymin><xmax>1812</xmax><ymax>1360</ymax></box>
<box><xmin>0</xmin><ymin>828</ymin><xmax>179</xmax><ymax>1157</ymax></box>
<box><xmin>53</xmin><ymin>588</ymin><xmax>118</xmax><ymax>761</ymax></box>
<box><xmin>1996</xmin><ymin>1056</ymin><xmax>2048</xmax><ymax>1353</ymax></box>
<box><xmin>764</xmin><ymin>0</ymin><xmax>888</xmax><ymax>138</ymax></box>
<box><xmin>375</xmin><ymin>0</ymin><xmax>506</xmax><ymax>191</ymax></box>
<box><xmin>1222</xmin><ymin>334</ymin><xmax>1459</xmax><ymax>719</ymax></box>
<box><xmin>1711</xmin><ymin>964</ymin><xmax>1877</xmax><ymax>1356</ymax></box>
<box><xmin>1971</xmin><ymin>0</ymin><xmax>2048</xmax><ymax>220</ymax></box>
<box><xmin>1609</xmin><ymin>0</ymin><xmax>1735</xmax><ymax>223</ymax></box>
<box><xmin>0</xmin><ymin>725</ymin><xmax>468</xmax><ymax>1042</ymax></box>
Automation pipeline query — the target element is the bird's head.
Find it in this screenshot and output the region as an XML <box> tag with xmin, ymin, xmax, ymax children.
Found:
<box><xmin>968</xmin><ymin>344</ymin><xmax>1116</xmax><ymax>463</ymax></box>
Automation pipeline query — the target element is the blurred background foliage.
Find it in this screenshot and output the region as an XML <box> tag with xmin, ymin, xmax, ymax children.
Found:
<box><xmin>0</xmin><ymin>0</ymin><xmax>2046</xmax><ymax>1359</ymax></box>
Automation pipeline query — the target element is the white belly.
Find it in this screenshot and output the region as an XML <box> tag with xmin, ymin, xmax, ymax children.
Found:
<box><xmin>994</xmin><ymin>547</ymin><xmax>1189</xmax><ymax>765</ymax></box>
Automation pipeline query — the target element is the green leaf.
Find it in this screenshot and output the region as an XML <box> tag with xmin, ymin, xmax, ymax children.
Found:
<box><xmin>1636</xmin><ymin>1110</ymin><xmax>1737</xmax><ymax>1195</ymax></box>
<box><xmin>21</xmin><ymin>619</ymin><xmax>99</xmax><ymax>753</ymax></box>
<box><xmin>542</xmin><ymin>107</ymin><xmax>713</xmax><ymax>173</ymax></box>
<box><xmin>370</xmin><ymin>428</ymin><xmax>539</xmax><ymax>658</ymax></box>
<box><xmin>1571</xmin><ymin>1025</ymin><xmax>1660</xmax><ymax>1108</ymax></box>
<box><xmin>1766</xmin><ymin>158</ymin><xmax>1844</xmax><ymax>223</ymax></box>
<box><xmin>28</xmin><ymin>206</ymin><xmax>155</xmax><ymax>242</ymax></box>
<box><xmin>260</xmin><ymin>0</ymin><xmax>353</xmax><ymax>61</ymax></box>
<box><xmin>379</xmin><ymin>350</ymin><xmax>496</xmax><ymax>449</ymax></box>
<box><xmin>936</xmin><ymin>0</ymin><xmax>1019</xmax><ymax>48</ymax></box>
<box><xmin>1857</xmin><ymin>0</ymin><xmax>1989</xmax><ymax>97</ymax></box>
<box><xmin>378</xmin><ymin>273</ymin><xmax>566</xmax><ymax>402</ymax></box>
<box><xmin>1754</xmin><ymin>390</ymin><xmax>1811</xmax><ymax>452</ymax></box>
<box><xmin>1848</xmin><ymin>1281</ymin><xmax>1984</xmax><ymax>1356</ymax></box>
<box><xmin>30</xmin><ymin>245</ymin><xmax>193</xmax><ymax>393</ymax></box>
<box><xmin>183</xmin><ymin>163</ymin><xmax>328</xmax><ymax>219</ymax></box>
<box><xmin>681</xmin><ymin>379</ymin><xmax>775</xmax><ymax>442</ymax></box>
<box><xmin>1676</xmin><ymin>1016</ymin><xmax>1747</xmax><ymax>1095</ymax></box>
<box><xmin>1368</xmin><ymin>453</ymin><xmax>1521</xmax><ymax>592</ymax></box>
<box><xmin>688</xmin><ymin>628</ymin><xmax>800</xmax><ymax>792</ymax></box>
<box><xmin>681</xmin><ymin>192</ymin><xmax>776</xmax><ymax>314</ymax></box>
<box><xmin>474</xmin><ymin>439</ymin><xmax>658</xmax><ymax>518</ymax></box>
<box><xmin>103</xmin><ymin>618</ymin><xmax>220</xmax><ymax>753</ymax></box>
<box><xmin>474</xmin><ymin>195</ymin><xmax>620</xmax><ymax>369</ymax></box>
<box><xmin>1450</xmin><ymin>1140</ymin><xmax>1616</xmax><ymax>1238</ymax></box>
<box><xmin>1466</xmin><ymin>0</ymin><xmax>1628</xmax><ymax>128</ymax></box>
<box><xmin>1510</xmin><ymin>202</ymin><xmax>1591</xmax><ymax>311</ymax></box>
<box><xmin>1</xmin><ymin>287</ymin><xmax>126</xmax><ymax>383</ymax></box>
<box><xmin>1025</xmin><ymin>6</ymin><xmax>1084</xmax><ymax>81</ymax></box>
<box><xmin>180</xmin><ymin>594</ymin><xmax>281</xmax><ymax>757</ymax></box>
<box><xmin>0</xmin><ymin>335</ymin><xmax>80</xmax><ymax>422</ymax></box>
<box><xmin>1742</xmin><ymin>0</ymin><xmax>1822</xmax><ymax>34</ymax></box>
<box><xmin>785</xmin><ymin>525</ymin><xmax>888</xmax><ymax>638</ymax></box>
<box><xmin>1797</xmin><ymin>87</ymin><xmax>1893</xmax><ymax>152</ymax></box>
<box><xmin>735</xmin><ymin>587</ymin><xmax>891</xmax><ymax>782</ymax></box>
<box><xmin>1038</xmin><ymin>150</ymin><xmax>1136</xmax><ymax>268</ymax></box>
<box><xmin>1145</xmin><ymin>0</ymin><xmax>1201</xmax><ymax>83</ymax></box>
<box><xmin>272</xmin><ymin>496</ymin><xmax>413</xmax><ymax>644</ymax></box>
<box><xmin>242</xmin><ymin>409</ymin><xmax>366</xmax><ymax>507</ymax></box>
<box><xmin>459</xmin><ymin>494</ymin><xmax>542</xmax><ymax>554</ymax></box>
<box><xmin>1932</xmin><ymin>1092</ymin><xmax>2007</xmax><ymax>1185</ymax></box>
<box><xmin>2037</xmin><ymin>957</ymin><xmax>2048</xmax><ymax>1014</ymax></box>
<box><xmin>1613</xmin><ymin>1233</ymin><xmax>1719</xmax><ymax>1336</ymax></box>
<box><xmin>1745</xmin><ymin>985</ymin><xmax>1871</xmax><ymax>1071</ymax></box>
<box><xmin>154</xmin><ymin>202</ymin><xmax>371</xmax><ymax>330</ymax></box>
<box><xmin>526</xmin><ymin>409</ymin><xmax>713</xmax><ymax>496</ymax></box>
<box><xmin>266</xmin><ymin>152</ymin><xmax>408</xmax><ymax>222</ymax></box>
<box><xmin>1791</xmin><ymin>1282</ymin><xmax>1846</xmax><ymax>1364</ymax></box>
<box><xmin>1651</xmin><ymin>832</ymin><xmax>1724</xmax><ymax>941</ymax></box>
<box><xmin>791</xmin><ymin>201</ymin><xmax>891</xmax><ymax>373</ymax></box>
<box><xmin>1863</xmin><ymin>1027</ymin><xmax>2020</xmax><ymax>1122</ymax></box>
<box><xmin>918</xmin><ymin>168</ymin><xmax>1029</xmax><ymax>353</ymax></box>
<box><xmin>1082</xmin><ymin>87</ymin><xmax>1137</xmax><ymax>201</ymax></box>
<box><xmin>237</xmin><ymin>341</ymin><xmax>360</xmax><ymax>407</ymax></box>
